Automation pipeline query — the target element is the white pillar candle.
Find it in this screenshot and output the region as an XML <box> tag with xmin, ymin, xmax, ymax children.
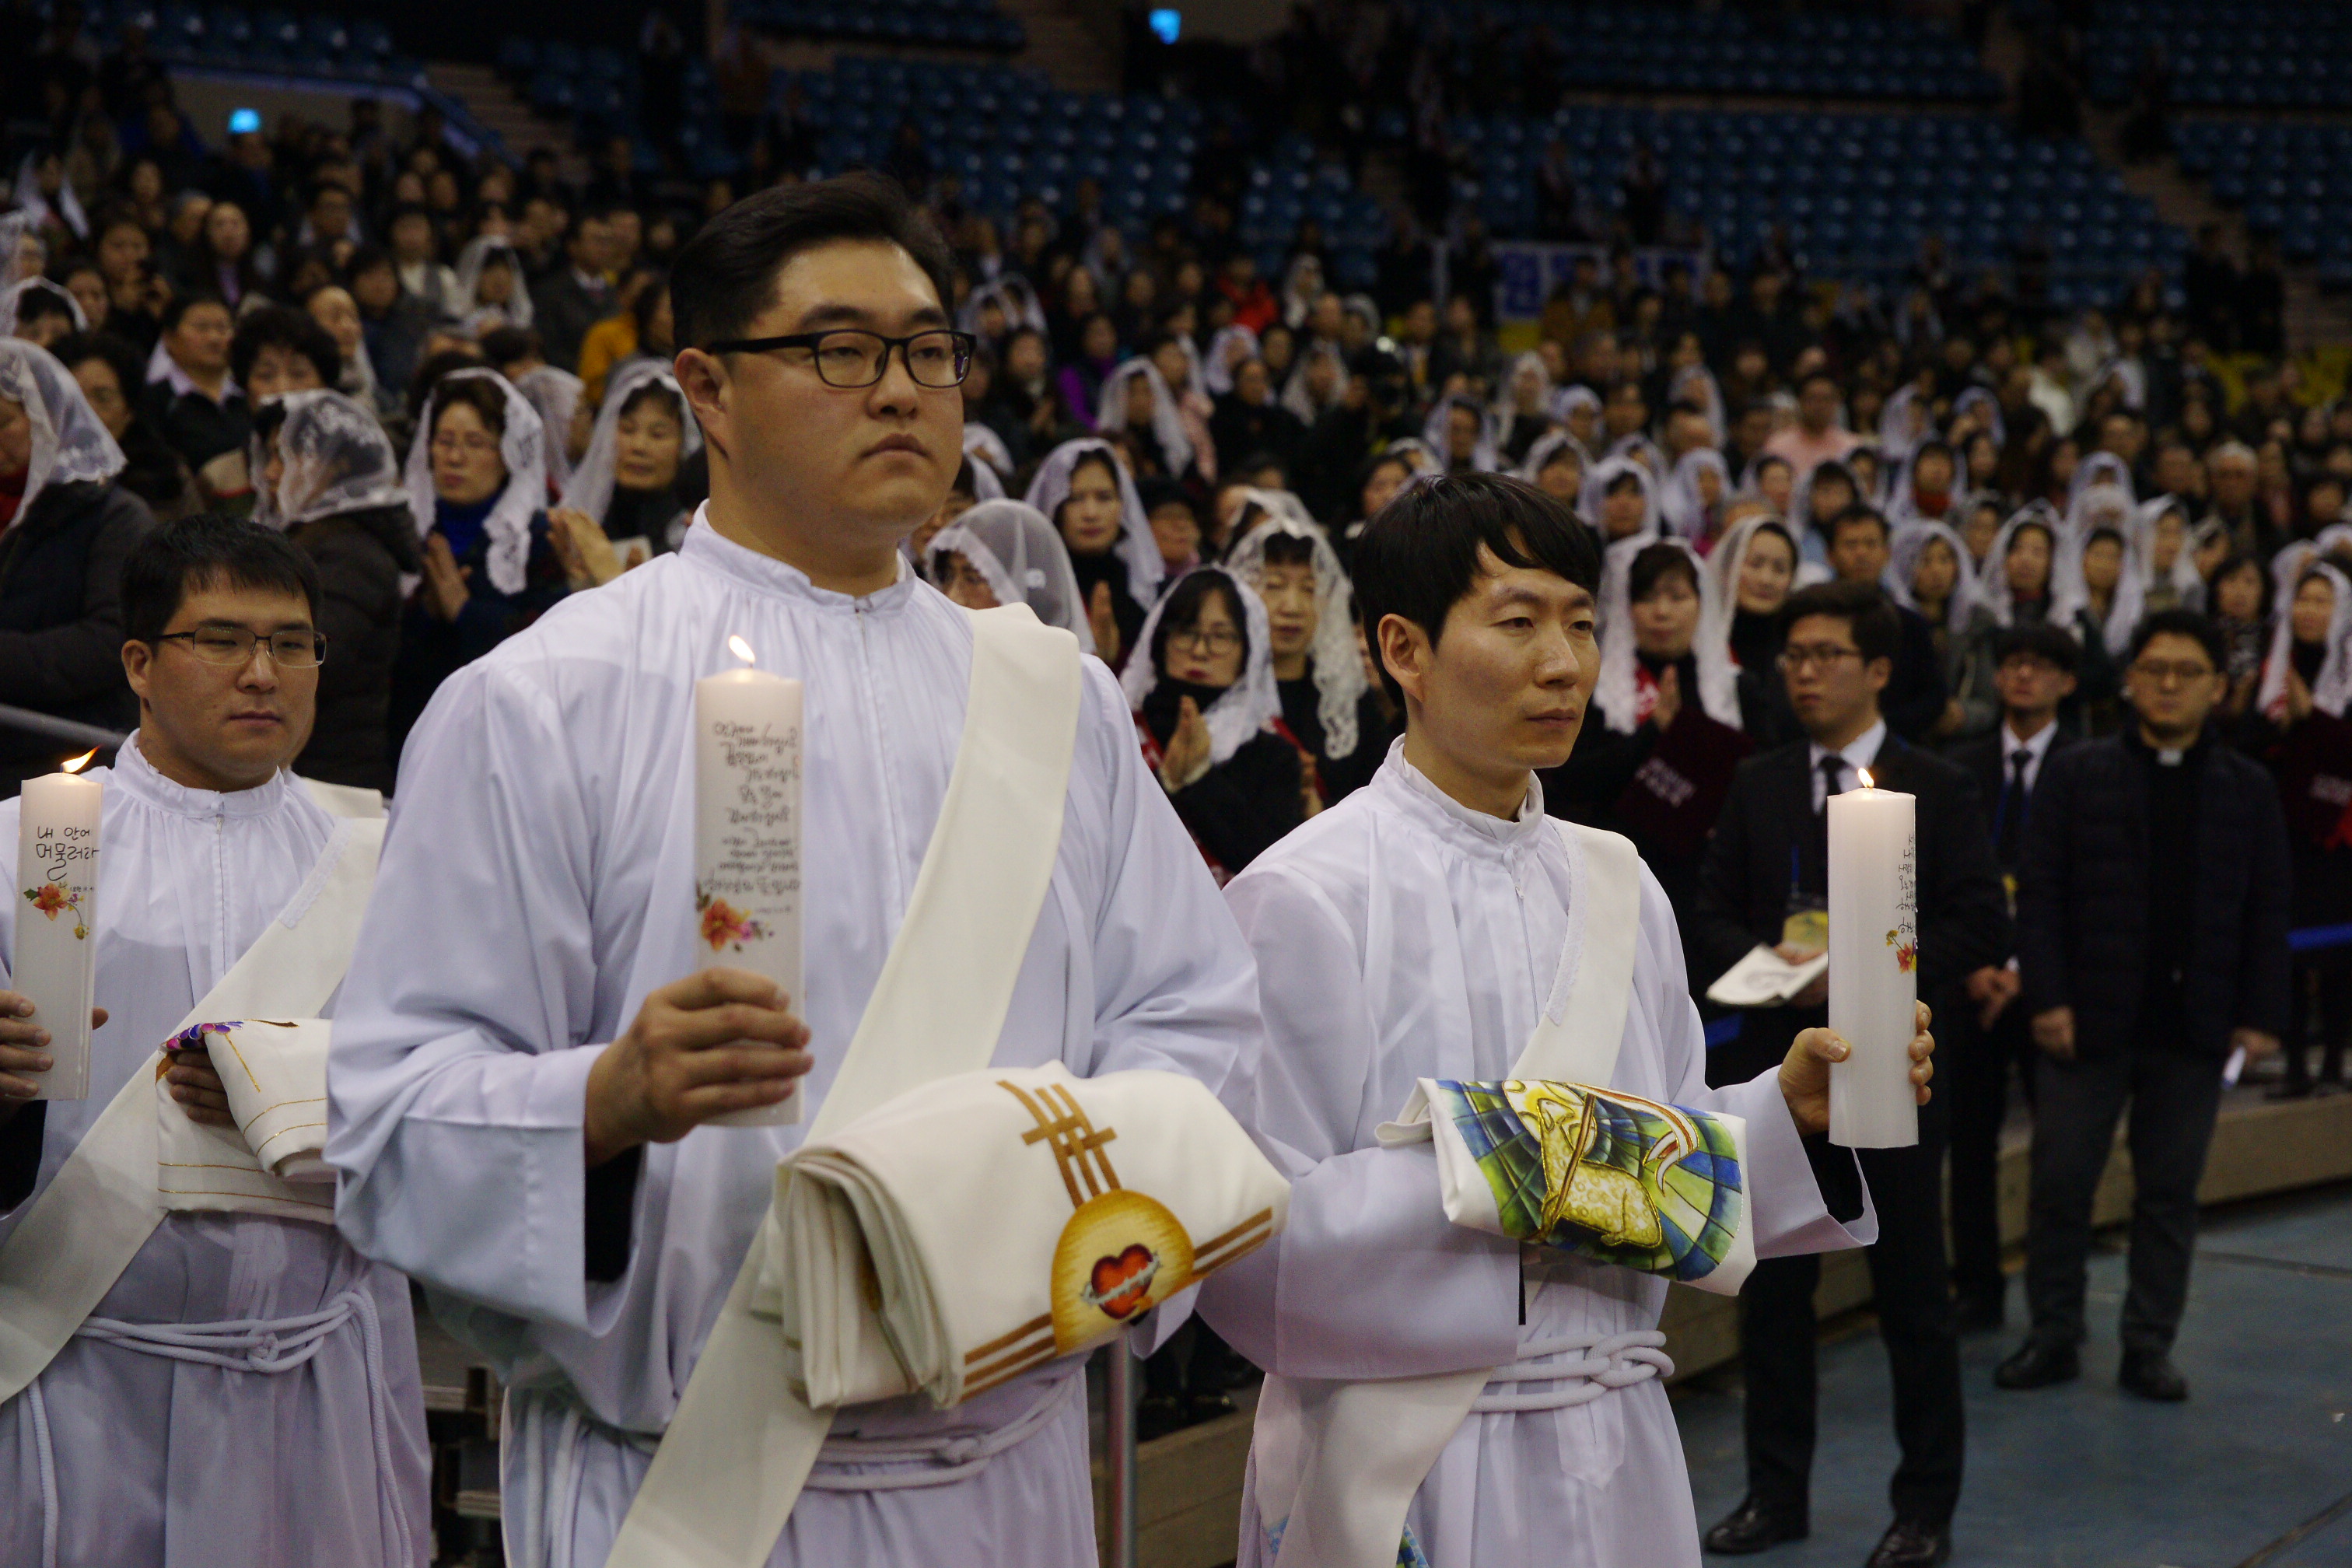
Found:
<box><xmin>14</xmin><ymin>756</ymin><xmax>101</xmax><ymax>1101</ymax></box>
<box><xmin>1826</xmin><ymin>774</ymin><xmax>1919</xmax><ymax>1148</ymax></box>
<box><xmin>695</xmin><ymin>641</ymin><xmax>805</xmax><ymax>1127</ymax></box>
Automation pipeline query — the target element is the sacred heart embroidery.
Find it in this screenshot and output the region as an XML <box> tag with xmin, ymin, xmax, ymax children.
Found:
<box><xmin>1084</xmin><ymin>1244</ymin><xmax>1159</xmax><ymax>1319</ymax></box>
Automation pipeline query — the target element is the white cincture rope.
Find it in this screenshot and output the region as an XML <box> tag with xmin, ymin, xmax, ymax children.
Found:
<box><xmin>803</xmin><ymin>1365</ymin><xmax>1082</xmax><ymax>1491</ymax></box>
<box><xmin>30</xmin><ymin>1288</ymin><xmax>410</xmax><ymax>1568</ymax></box>
<box><xmin>1467</xmin><ymin>1328</ymin><xmax>1675</xmax><ymax>1414</ymax></box>
<box><xmin>505</xmin><ymin>1363</ymin><xmax>1081</xmax><ymax>1567</ymax></box>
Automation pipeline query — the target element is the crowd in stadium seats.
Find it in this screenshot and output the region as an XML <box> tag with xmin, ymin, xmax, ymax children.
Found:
<box><xmin>2</xmin><ymin>2</ymin><xmax>2349</xmax><ymax>1531</ymax></box>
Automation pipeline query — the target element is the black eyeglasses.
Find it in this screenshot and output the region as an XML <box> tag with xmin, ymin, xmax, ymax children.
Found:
<box><xmin>702</xmin><ymin>329</ymin><xmax>976</xmax><ymax>389</ymax></box>
<box><xmin>155</xmin><ymin>625</ymin><xmax>327</xmax><ymax>668</ymax></box>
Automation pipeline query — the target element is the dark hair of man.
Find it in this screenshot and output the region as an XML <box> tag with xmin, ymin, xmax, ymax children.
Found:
<box><xmin>230</xmin><ymin>303</ymin><xmax>341</xmax><ymax>389</ymax></box>
<box><xmin>427</xmin><ymin>374</ymin><xmax>509</xmax><ymax>442</ymax></box>
<box><xmin>2125</xmin><ymin>607</ymin><xmax>2227</xmax><ymax>672</ymax></box>
<box><xmin>96</xmin><ymin>204</ymin><xmax>145</xmax><ymax>245</ymax></box>
<box><xmin>1137</xmin><ymin>476</ymin><xmax>1193</xmax><ymax>516</ymax></box>
<box><xmin>1798</xmin><ymin>369</ymin><xmax>1839</xmax><ymax>397</ymax></box>
<box><xmin>670</xmin><ymin>172</ymin><xmax>954</xmax><ymax>353</ymax></box>
<box><xmin>386</xmin><ymin>201</ymin><xmax>432</xmax><ymax>233</ymax></box>
<box><xmin>1150</xmin><ymin>570</ymin><xmax>1249</xmax><ymax>678</ymax></box>
<box><xmin>477</xmin><ymin>325</ymin><xmax>541</xmax><ymax>368</ymax></box>
<box><xmin>158</xmin><ymin>289</ymin><xmax>228</xmax><ymax>336</ymax></box>
<box><xmin>16</xmin><ymin>287</ymin><xmax>75</xmax><ymax>330</ymax></box>
<box><xmin>50</xmin><ymin>330</ymin><xmax>142</xmax><ymax>404</ymax></box>
<box><xmin>1782</xmin><ymin>579</ymin><xmax>1901</xmax><ymax>667</ymax></box>
<box><xmin>345</xmin><ymin>244</ymin><xmax>394</xmax><ymax>284</ymax></box>
<box><xmin>1628</xmin><ymin>541</ymin><xmax>1699</xmax><ymax>603</ymax></box>
<box><xmin>1993</xmin><ymin>621</ymin><xmax>2081</xmax><ymax>674</ymax></box>
<box><xmin>1353</xmin><ymin>472</ymin><xmax>1602</xmax><ymax>707</ymax></box>
<box><xmin>58</xmin><ymin>255</ymin><xmax>103</xmax><ymax>289</ymax></box>
<box><xmin>1826</xmin><ymin>506</ymin><xmax>1890</xmax><ymax>548</ymax></box>
<box><xmin>121</xmin><ymin>513</ymin><xmax>323</xmax><ymax>645</ymax></box>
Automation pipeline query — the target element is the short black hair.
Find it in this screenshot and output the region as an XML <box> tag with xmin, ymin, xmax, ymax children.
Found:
<box><xmin>1353</xmin><ymin>472</ymin><xmax>1602</xmax><ymax>706</ymax></box>
<box><xmin>2126</xmin><ymin>607</ymin><xmax>2227</xmax><ymax>672</ymax></box>
<box><xmin>1628</xmin><ymin>541</ymin><xmax>1699</xmax><ymax>602</ymax></box>
<box><xmin>158</xmin><ymin>289</ymin><xmax>229</xmax><ymax>336</ymax></box>
<box><xmin>671</xmin><ymin>173</ymin><xmax>954</xmax><ymax>352</ymax></box>
<box><xmin>1137</xmin><ymin>476</ymin><xmax>1195</xmax><ymax>516</ymax></box>
<box><xmin>1825</xmin><ymin>506</ymin><xmax>1890</xmax><ymax>548</ymax></box>
<box><xmin>1150</xmin><ymin>571</ymin><xmax>1249</xmax><ymax>679</ymax></box>
<box><xmin>478</xmin><ymin>325</ymin><xmax>541</xmax><ymax>368</ymax></box>
<box><xmin>230</xmin><ymin>303</ymin><xmax>340</xmax><ymax>389</ymax></box>
<box><xmin>1782</xmin><ymin>579</ymin><xmax>1901</xmax><ymax>667</ymax></box>
<box><xmin>1992</xmin><ymin>621</ymin><xmax>2081</xmax><ymax>674</ymax></box>
<box><xmin>49</xmin><ymin>329</ymin><xmax>142</xmax><ymax>403</ymax></box>
<box><xmin>121</xmin><ymin>513</ymin><xmax>323</xmax><ymax>645</ymax></box>
<box><xmin>15</xmin><ymin>285</ymin><xmax>76</xmax><ymax>329</ymax></box>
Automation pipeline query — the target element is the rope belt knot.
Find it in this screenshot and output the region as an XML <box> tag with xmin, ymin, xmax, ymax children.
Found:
<box><xmin>1468</xmin><ymin>1328</ymin><xmax>1675</xmax><ymax>1414</ymax></box>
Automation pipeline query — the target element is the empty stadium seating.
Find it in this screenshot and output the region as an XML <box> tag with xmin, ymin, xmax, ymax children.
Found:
<box><xmin>1461</xmin><ymin>106</ymin><xmax>2184</xmax><ymax>307</ymax></box>
<box><xmin>2075</xmin><ymin>2</ymin><xmax>2352</xmax><ymax>110</ymax></box>
<box><xmin>2175</xmin><ymin>121</ymin><xmax>2352</xmax><ymax>286</ymax></box>
<box><xmin>731</xmin><ymin>0</ymin><xmax>1024</xmax><ymax>54</ymax></box>
<box><xmin>75</xmin><ymin>0</ymin><xmax>417</xmax><ymax>83</ymax></box>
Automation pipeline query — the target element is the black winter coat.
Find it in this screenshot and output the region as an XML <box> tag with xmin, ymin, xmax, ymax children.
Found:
<box><xmin>289</xmin><ymin>502</ymin><xmax>421</xmax><ymax>793</ymax></box>
<box><xmin>0</xmin><ymin>480</ymin><xmax>154</xmax><ymax>783</ymax></box>
<box><xmin>2015</xmin><ymin>727</ymin><xmax>2293</xmax><ymax>1060</ymax></box>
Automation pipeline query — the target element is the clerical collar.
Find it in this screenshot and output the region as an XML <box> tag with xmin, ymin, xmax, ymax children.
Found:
<box><xmin>110</xmin><ymin>732</ymin><xmax>300</xmax><ymax>821</ymax></box>
<box><xmin>677</xmin><ymin>502</ymin><xmax>917</xmax><ymax>612</ymax></box>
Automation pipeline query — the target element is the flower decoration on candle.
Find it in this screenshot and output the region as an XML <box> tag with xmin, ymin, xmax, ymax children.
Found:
<box><xmin>1885</xmin><ymin>930</ymin><xmax>1917</xmax><ymax>972</ymax></box>
<box><xmin>23</xmin><ymin>881</ymin><xmax>85</xmax><ymax>939</ymax></box>
<box><xmin>696</xmin><ymin>885</ymin><xmax>769</xmax><ymax>952</ymax></box>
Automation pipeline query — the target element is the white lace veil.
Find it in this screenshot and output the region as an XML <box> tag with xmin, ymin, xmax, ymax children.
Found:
<box><xmin>2130</xmin><ymin>495</ymin><xmax>2207</xmax><ymax>611</ymax></box>
<box><xmin>453</xmin><ymin>236</ymin><xmax>534</xmax><ymax>331</ymax></box>
<box><xmin>1702</xmin><ymin>512</ymin><xmax>1797</xmax><ymax>665</ymax></box>
<box><xmin>962</xmin><ymin>422</ymin><xmax>1013</xmax><ymax>494</ymax></box>
<box><xmin>1280</xmin><ymin>338</ymin><xmax>1349</xmax><ymax>425</ymax></box>
<box><xmin>1094</xmin><ymin>357</ymin><xmax>1193</xmax><ymax>475</ymax></box>
<box><xmin>1580</xmin><ymin>453</ymin><xmax>1661</xmax><ymax>545</ymax></box>
<box><xmin>0</xmin><ymin>276</ymin><xmax>86</xmax><ymax>338</ymax></box>
<box><xmin>558</xmin><ymin>358</ymin><xmax>702</xmax><ymax>524</ymax></box>
<box><xmin>0</xmin><ymin>338</ymin><xmax>124</xmax><ymax>528</ymax></box>
<box><xmin>404</xmin><ymin>367</ymin><xmax>549</xmax><ymax>596</ymax></box>
<box><xmin>1979</xmin><ymin>503</ymin><xmax>2066</xmax><ymax>630</ymax></box>
<box><xmin>513</xmin><ymin>366</ymin><xmax>584</xmax><ymax>491</ymax></box>
<box><xmin>1593</xmin><ymin>534</ymin><xmax>1741</xmax><ymax>734</ymax></box>
<box><xmin>2052</xmin><ymin>484</ymin><xmax>2144</xmax><ymax>654</ymax></box>
<box><xmin>1223</xmin><ymin>510</ymin><xmax>1367</xmax><ymax>759</ymax></box>
<box><xmin>1202</xmin><ymin>324</ymin><xmax>1260</xmax><ymax>396</ymax></box>
<box><xmin>1659</xmin><ymin>447</ymin><xmax>1731</xmax><ymax>540</ymax></box>
<box><xmin>1023</xmin><ymin>436</ymin><xmax>1164</xmax><ymax>612</ymax></box>
<box><xmin>957</xmin><ymin>275</ymin><xmax>1048</xmax><ymax>338</ymax></box>
<box><xmin>262</xmin><ymin>389</ymin><xmax>407</xmax><ymax>529</ymax></box>
<box><xmin>924</xmin><ymin>498</ymin><xmax>1095</xmax><ymax>655</ymax></box>
<box><xmin>0</xmin><ymin>214</ymin><xmax>37</xmax><ymax>289</ymax></box>
<box><xmin>2067</xmin><ymin>450</ymin><xmax>2135</xmax><ymax>514</ymax></box>
<box><xmin>1888</xmin><ymin>519</ymin><xmax>1981</xmax><ymax>638</ymax></box>
<box><xmin>2259</xmin><ymin>557</ymin><xmax>2352</xmax><ymax>722</ymax></box>
<box><xmin>13</xmin><ymin>153</ymin><xmax>86</xmax><ymax>241</ymax></box>
<box><xmin>1422</xmin><ymin>391</ymin><xmax>1499</xmax><ymax>472</ymax></box>
<box><xmin>1119</xmin><ymin>565</ymin><xmax>1284</xmax><ymax>765</ymax></box>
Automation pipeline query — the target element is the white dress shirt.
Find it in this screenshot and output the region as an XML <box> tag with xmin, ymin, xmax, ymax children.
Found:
<box><xmin>1808</xmin><ymin>716</ymin><xmax>1888</xmax><ymax>811</ymax></box>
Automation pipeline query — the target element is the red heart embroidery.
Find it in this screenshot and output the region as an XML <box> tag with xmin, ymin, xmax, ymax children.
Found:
<box><xmin>1087</xmin><ymin>1244</ymin><xmax>1157</xmax><ymax>1319</ymax></box>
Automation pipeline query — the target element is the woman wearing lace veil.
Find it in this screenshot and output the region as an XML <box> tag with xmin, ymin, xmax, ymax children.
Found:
<box><xmin>1094</xmin><ymin>356</ymin><xmax>1196</xmax><ymax>482</ymax></box>
<box><xmin>0</xmin><ymin>338</ymin><xmax>152</xmax><ymax>784</ymax></box>
<box><xmin>922</xmin><ymin>497</ymin><xmax>1096</xmax><ymax>654</ymax></box>
<box><xmin>513</xmin><ymin>363</ymin><xmax>587</xmax><ymax>492</ymax></box>
<box><xmin>390</xmin><ymin>367</ymin><xmax>568</xmax><ymax>758</ymax></box>
<box><xmin>451</xmin><ymin>236</ymin><xmax>535</xmax><ymax>338</ymax></box>
<box><xmin>252</xmin><ymin>387</ymin><xmax>420</xmax><ymax>789</ymax></box>
<box><xmin>553</xmin><ymin>358</ymin><xmax>705</xmax><ymax>564</ymax></box>
<box><xmin>1891</xmin><ymin>518</ymin><xmax>1997</xmax><ymax>740</ymax></box>
<box><xmin>1026</xmin><ymin>436</ymin><xmax>1164</xmax><ymax>670</ymax></box>
<box><xmin>1225</xmin><ymin>506</ymin><xmax>1388</xmax><ymax>803</ymax></box>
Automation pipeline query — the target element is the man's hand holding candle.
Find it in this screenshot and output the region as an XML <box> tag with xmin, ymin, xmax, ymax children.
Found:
<box><xmin>1779</xmin><ymin>999</ymin><xmax>1935</xmax><ymax>1137</ymax></box>
<box><xmin>0</xmin><ymin>991</ymin><xmax>107</xmax><ymax>1121</ymax></box>
<box><xmin>583</xmin><ymin>971</ymin><xmax>814</xmax><ymax>1167</ymax></box>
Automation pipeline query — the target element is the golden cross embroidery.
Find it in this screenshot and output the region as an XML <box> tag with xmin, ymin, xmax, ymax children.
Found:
<box><xmin>999</xmin><ymin>1079</ymin><xmax>1121</xmax><ymax>1208</ymax></box>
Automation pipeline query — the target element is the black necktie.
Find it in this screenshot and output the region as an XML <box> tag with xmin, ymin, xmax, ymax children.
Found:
<box><xmin>1818</xmin><ymin>754</ymin><xmax>1848</xmax><ymax>814</ymax></box>
<box><xmin>1996</xmin><ymin>747</ymin><xmax>2032</xmax><ymax>865</ymax></box>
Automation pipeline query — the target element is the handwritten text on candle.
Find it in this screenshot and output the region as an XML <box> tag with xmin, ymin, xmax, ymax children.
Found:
<box><xmin>703</xmin><ymin>720</ymin><xmax>801</xmax><ymax>905</ymax></box>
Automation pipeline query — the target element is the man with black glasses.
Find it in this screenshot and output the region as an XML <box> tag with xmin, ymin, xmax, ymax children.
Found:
<box><xmin>330</xmin><ymin>173</ymin><xmax>1264</xmax><ymax>1568</ymax></box>
<box><xmin>1999</xmin><ymin>610</ymin><xmax>2289</xmax><ymax>1402</ymax></box>
<box><xmin>0</xmin><ymin>514</ymin><xmax>429</xmax><ymax>1564</ymax></box>
<box><xmin>1694</xmin><ymin>579</ymin><xmax>2006</xmax><ymax>1567</ymax></box>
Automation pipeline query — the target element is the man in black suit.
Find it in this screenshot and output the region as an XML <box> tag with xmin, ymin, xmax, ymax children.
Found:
<box><xmin>1825</xmin><ymin>509</ymin><xmax>1948</xmax><ymax>742</ymax></box>
<box><xmin>532</xmin><ymin>209</ymin><xmax>618</xmax><ymax>375</ymax></box>
<box><xmin>1998</xmin><ymin>610</ymin><xmax>2291</xmax><ymax>1402</ymax></box>
<box><xmin>1944</xmin><ymin>622</ymin><xmax>2081</xmax><ymax>1330</ymax></box>
<box><xmin>1694</xmin><ymin>580</ymin><xmax>2009</xmax><ymax>1568</ymax></box>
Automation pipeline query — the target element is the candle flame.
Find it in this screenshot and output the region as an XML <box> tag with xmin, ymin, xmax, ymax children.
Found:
<box><xmin>727</xmin><ymin>635</ymin><xmax>757</xmax><ymax>666</ymax></box>
<box><xmin>1857</xmin><ymin>767</ymin><xmax>1874</xmax><ymax>790</ymax></box>
<box><xmin>61</xmin><ymin>748</ymin><xmax>95</xmax><ymax>775</ymax></box>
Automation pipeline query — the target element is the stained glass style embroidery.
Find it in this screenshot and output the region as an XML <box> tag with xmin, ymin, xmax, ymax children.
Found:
<box><xmin>1430</xmin><ymin>1079</ymin><xmax>1745</xmax><ymax>1285</ymax></box>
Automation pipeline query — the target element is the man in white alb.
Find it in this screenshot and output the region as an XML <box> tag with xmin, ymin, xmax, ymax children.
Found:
<box><xmin>0</xmin><ymin>514</ymin><xmax>428</xmax><ymax>1565</ymax></box>
<box><xmin>1200</xmin><ymin>473</ymin><xmax>1934</xmax><ymax>1568</ymax></box>
<box><xmin>326</xmin><ymin>174</ymin><xmax>1261</xmax><ymax>1568</ymax></box>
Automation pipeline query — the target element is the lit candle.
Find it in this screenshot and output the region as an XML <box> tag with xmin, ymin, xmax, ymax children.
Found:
<box><xmin>1826</xmin><ymin>769</ymin><xmax>1919</xmax><ymax>1147</ymax></box>
<box><xmin>694</xmin><ymin>637</ymin><xmax>805</xmax><ymax>1126</ymax></box>
<box><xmin>14</xmin><ymin>750</ymin><xmax>101</xmax><ymax>1101</ymax></box>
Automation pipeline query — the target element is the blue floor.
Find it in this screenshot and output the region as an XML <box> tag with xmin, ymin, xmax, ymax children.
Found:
<box><xmin>1677</xmin><ymin>1184</ymin><xmax>2352</xmax><ymax>1567</ymax></box>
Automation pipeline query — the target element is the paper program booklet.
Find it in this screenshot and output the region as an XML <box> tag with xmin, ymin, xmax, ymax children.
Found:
<box><xmin>1706</xmin><ymin>945</ymin><xmax>1829</xmax><ymax>1008</ymax></box>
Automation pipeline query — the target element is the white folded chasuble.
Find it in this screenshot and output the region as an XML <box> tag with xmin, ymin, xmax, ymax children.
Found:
<box><xmin>0</xmin><ymin>736</ymin><xmax>429</xmax><ymax>1568</ymax></box>
<box><xmin>1201</xmin><ymin>742</ymin><xmax>1876</xmax><ymax>1568</ymax></box>
<box><xmin>328</xmin><ymin>514</ymin><xmax>1262</xmax><ymax>1568</ymax></box>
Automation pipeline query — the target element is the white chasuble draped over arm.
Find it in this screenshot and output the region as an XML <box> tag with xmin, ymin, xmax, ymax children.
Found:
<box><xmin>326</xmin><ymin>534</ymin><xmax>1260</xmax><ymax>1433</ymax></box>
